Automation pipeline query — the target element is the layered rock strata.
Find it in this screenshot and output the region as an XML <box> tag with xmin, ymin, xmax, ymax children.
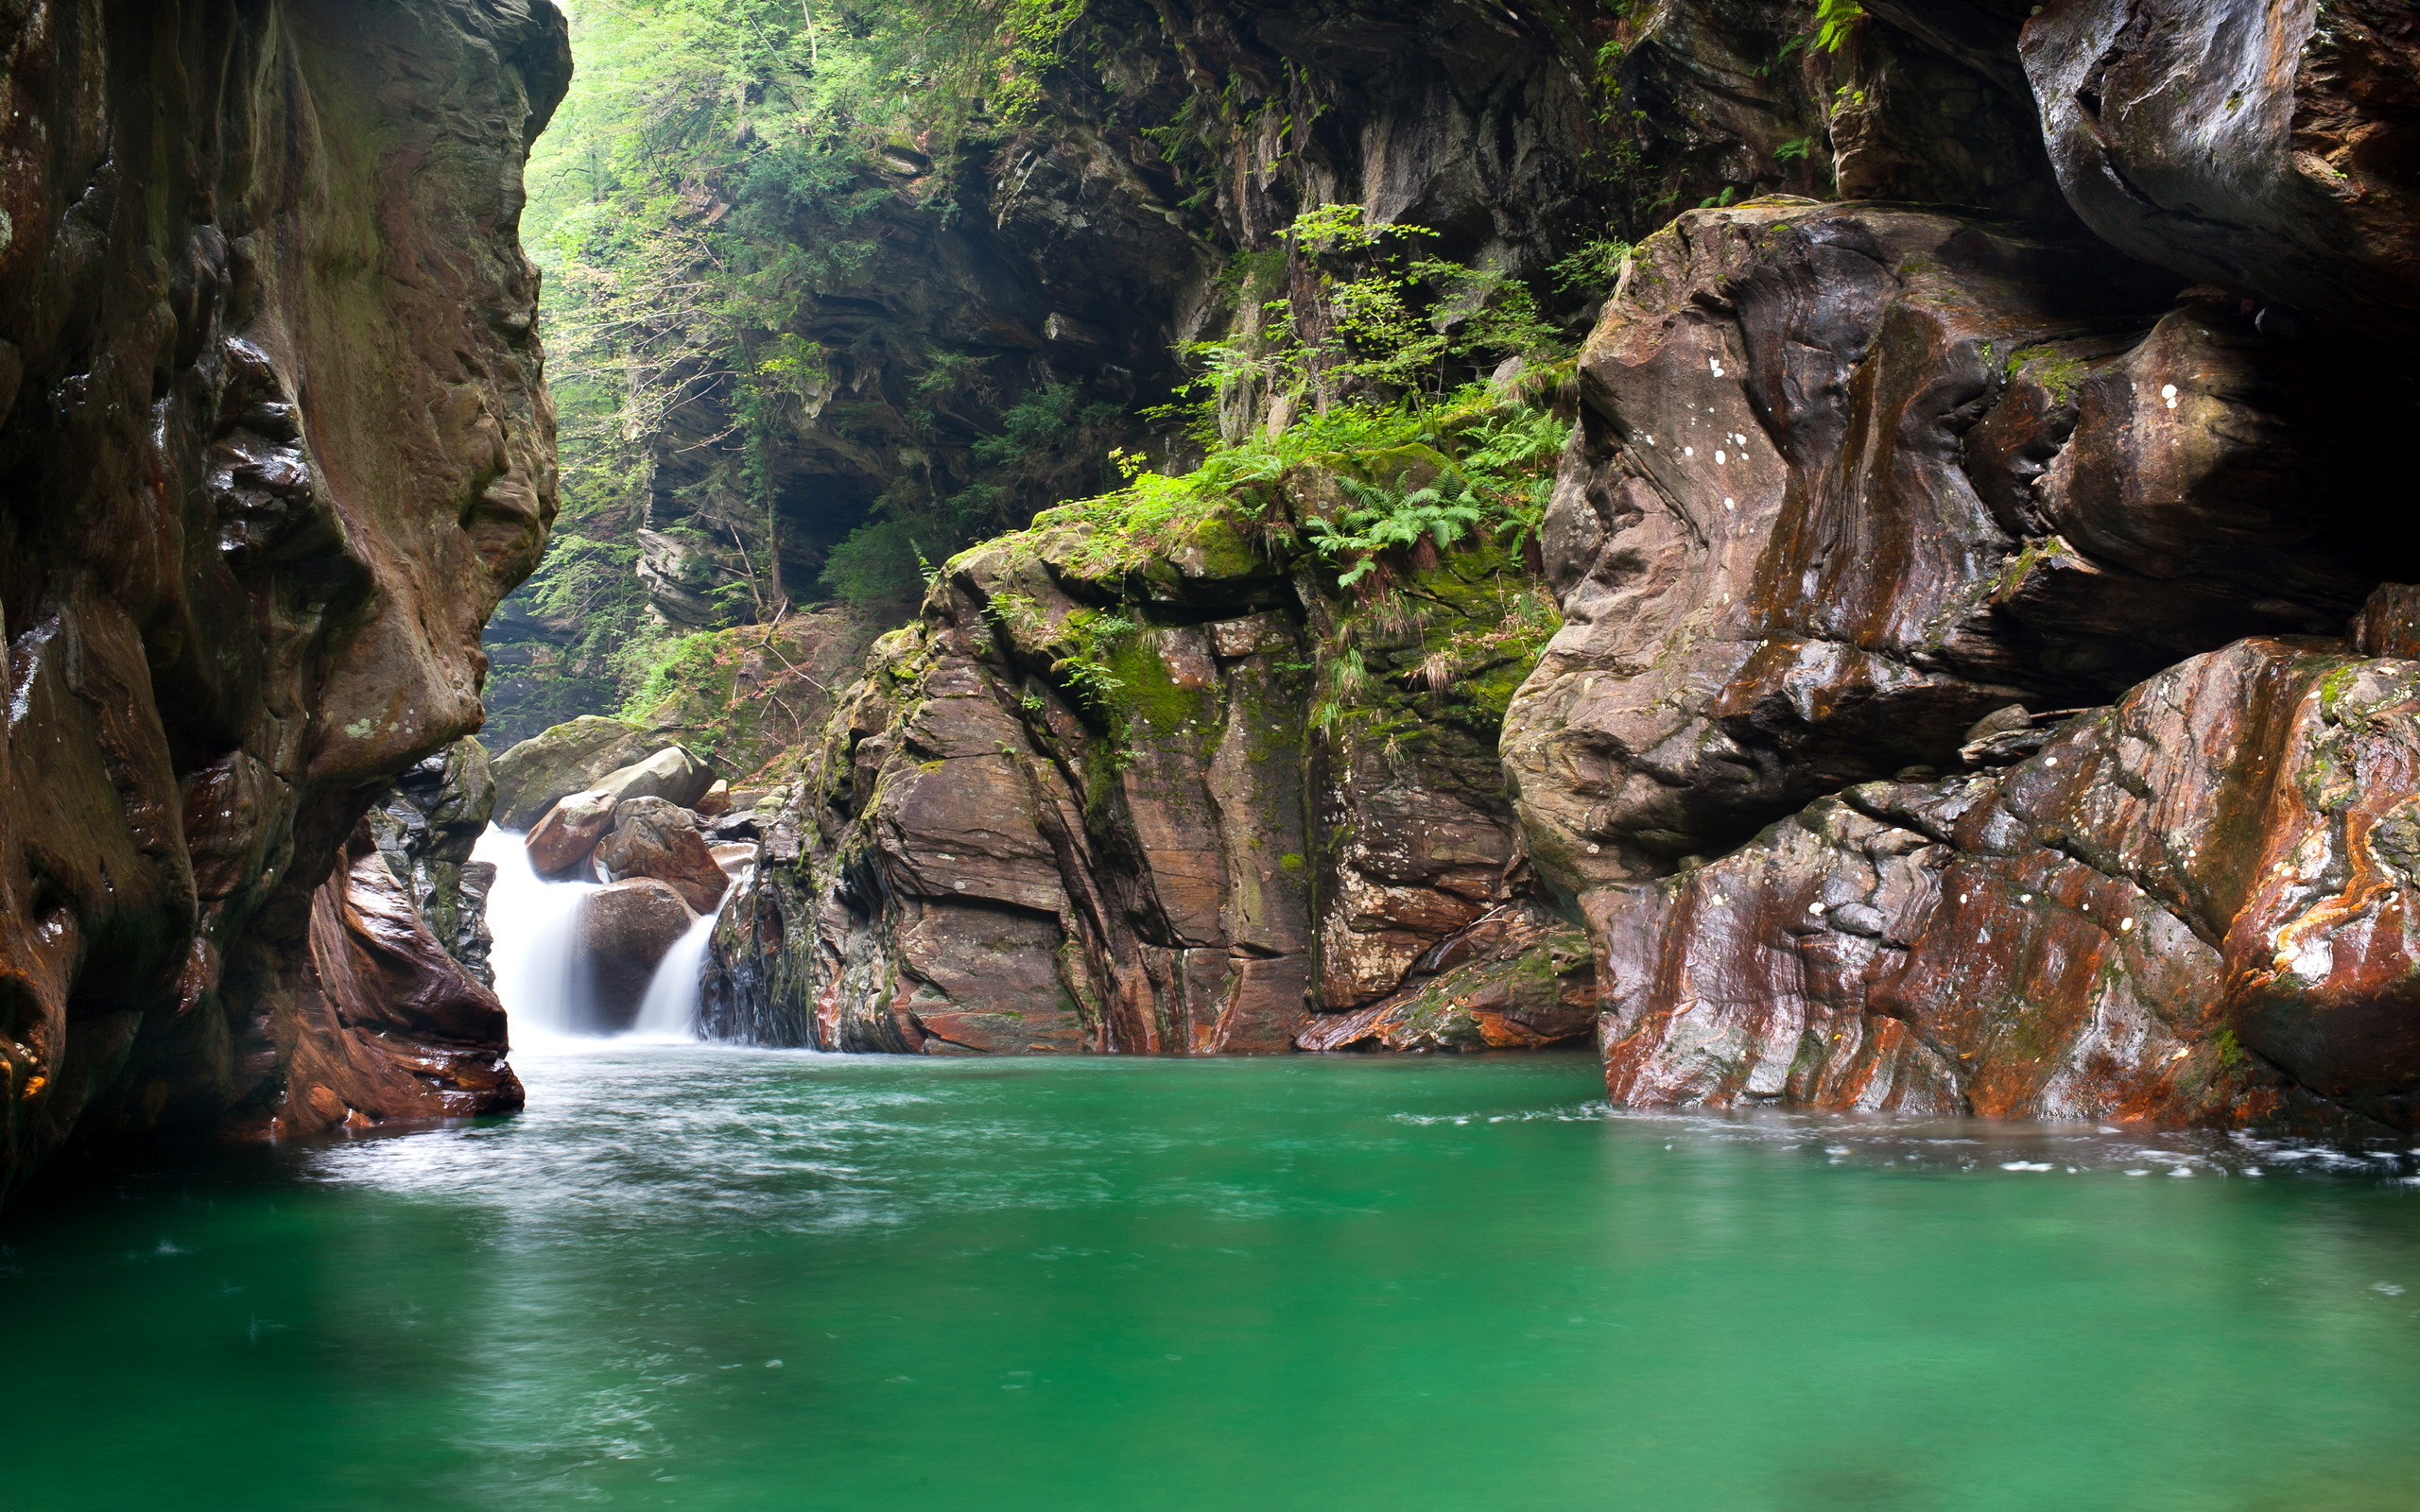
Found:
<box><xmin>0</xmin><ymin>0</ymin><xmax>566</xmax><ymax>1189</ymax></box>
<box><xmin>701</xmin><ymin>491</ymin><xmax>1549</xmax><ymax>1055</ymax></box>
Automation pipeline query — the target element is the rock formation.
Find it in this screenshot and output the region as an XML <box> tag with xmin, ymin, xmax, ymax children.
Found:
<box><xmin>594</xmin><ymin>798</ymin><xmax>730</xmax><ymax>914</ymax></box>
<box><xmin>493</xmin><ymin>716</ymin><xmax>663</xmax><ymax>828</ymax></box>
<box><xmin>370</xmin><ymin>738</ymin><xmax>500</xmax><ymax>986</ymax></box>
<box><xmin>527</xmin><ymin>789</ymin><xmax>619</xmax><ymax>878</ymax></box>
<box><xmin>576</xmin><ymin>880</ymin><xmax>698</xmax><ymax>1032</ymax></box>
<box><xmin>1493</xmin><ymin>3</ymin><xmax>2420</xmax><ymax>1129</ymax></box>
<box><xmin>0</xmin><ymin>0</ymin><xmax>566</xmax><ymax>1191</ymax></box>
<box><xmin>700</xmin><ymin>440</ymin><xmax>1556</xmax><ymax>1053</ymax></box>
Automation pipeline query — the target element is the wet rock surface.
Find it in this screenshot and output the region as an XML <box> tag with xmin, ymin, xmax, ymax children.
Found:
<box><xmin>1582</xmin><ymin>638</ymin><xmax>2420</xmax><ymax>1130</ymax></box>
<box><xmin>594</xmin><ymin>798</ymin><xmax>730</xmax><ymax>914</ymax></box>
<box><xmin>576</xmin><ymin>881</ymin><xmax>699</xmax><ymax>1034</ymax></box>
<box><xmin>370</xmin><ymin>738</ymin><xmax>499</xmax><ymax>986</ymax></box>
<box><xmin>2023</xmin><ymin>0</ymin><xmax>2420</xmax><ymax>344</ymax></box>
<box><xmin>0</xmin><ymin>0</ymin><xmax>565</xmax><ymax>1188</ymax></box>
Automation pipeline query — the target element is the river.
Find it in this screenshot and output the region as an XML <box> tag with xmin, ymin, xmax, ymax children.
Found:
<box><xmin>7</xmin><ymin>1040</ymin><xmax>2420</xmax><ymax>1511</ymax></box>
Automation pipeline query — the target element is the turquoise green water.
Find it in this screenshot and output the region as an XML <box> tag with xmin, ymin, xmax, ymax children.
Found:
<box><xmin>9</xmin><ymin>1047</ymin><xmax>2420</xmax><ymax>1512</ymax></box>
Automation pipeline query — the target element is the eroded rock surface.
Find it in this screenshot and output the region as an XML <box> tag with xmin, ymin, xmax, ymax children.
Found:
<box><xmin>1296</xmin><ymin>903</ymin><xmax>1598</xmax><ymax>1053</ymax></box>
<box><xmin>371</xmin><ymin>738</ymin><xmax>499</xmax><ymax>986</ymax></box>
<box><xmin>1504</xmin><ymin>200</ymin><xmax>2419</xmax><ymax>897</ymax></box>
<box><xmin>0</xmin><ymin>0</ymin><xmax>565</xmax><ymax>1189</ymax></box>
<box><xmin>701</xmin><ymin>482</ymin><xmax>1549</xmax><ymax>1054</ymax></box>
<box><xmin>2024</xmin><ymin>0</ymin><xmax>2420</xmax><ymax>342</ymax></box>
<box><xmin>1585</xmin><ymin>638</ymin><xmax>2420</xmax><ymax>1130</ymax></box>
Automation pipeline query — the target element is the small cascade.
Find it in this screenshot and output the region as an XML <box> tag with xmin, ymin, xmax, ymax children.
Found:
<box><xmin>472</xmin><ymin>824</ymin><xmax>600</xmax><ymax>1040</ymax></box>
<box><xmin>472</xmin><ymin>822</ymin><xmax>735</xmax><ymax>1045</ymax></box>
<box><xmin>630</xmin><ymin>913</ymin><xmax>717</xmax><ymax>1039</ymax></box>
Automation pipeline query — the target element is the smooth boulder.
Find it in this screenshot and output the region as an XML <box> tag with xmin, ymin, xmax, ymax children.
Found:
<box><xmin>492</xmin><ymin>717</ymin><xmax>659</xmax><ymax>830</ymax></box>
<box><xmin>575</xmin><ymin>880</ymin><xmax>699</xmax><ymax>1033</ymax></box>
<box><xmin>594</xmin><ymin>746</ymin><xmax>717</xmax><ymax>811</ymax></box>
<box><xmin>526</xmin><ymin>789</ymin><xmax>617</xmax><ymax>878</ymax></box>
<box><xmin>595</xmin><ymin>797</ymin><xmax>730</xmax><ymax>912</ymax></box>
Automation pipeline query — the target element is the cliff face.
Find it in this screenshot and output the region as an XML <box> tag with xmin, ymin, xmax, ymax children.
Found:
<box><xmin>0</xmin><ymin>0</ymin><xmax>567</xmax><ymax>1189</ymax></box>
<box><xmin>1501</xmin><ymin>0</ymin><xmax>2420</xmax><ymax>1130</ymax></box>
<box><xmin>655</xmin><ymin>0</ymin><xmax>2420</xmax><ymax>1128</ymax></box>
<box><xmin>701</xmin><ymin>401</ymin><xmax>1565</xmax><ymax>1053</ymax></box>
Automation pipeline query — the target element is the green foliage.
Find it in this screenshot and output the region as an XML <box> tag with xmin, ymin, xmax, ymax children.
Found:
<box><xmin>1813</xmin><ymin>0</ymin><xmax>1866</xmax><ymax>52</ymax></box>
<box><xmin>1306</xmin><ymin>475</ymin><xmax>1486</xmax><ymax>586</ymax></box>
<box><xmin>1164</xmin><ymin>206</ymin><xmax>1569</xmax><ymax>437</ymax></box>
<box><xmin>1549</xmin><ymin>237</ymin><xmax>1634</xmax><ymax>295</ymax></box>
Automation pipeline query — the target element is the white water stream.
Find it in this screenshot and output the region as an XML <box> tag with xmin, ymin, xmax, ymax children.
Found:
<box><xmin>472</xmin><ymin>822</ymin><xmax>720</xmax><ymax>1044</ymax></box>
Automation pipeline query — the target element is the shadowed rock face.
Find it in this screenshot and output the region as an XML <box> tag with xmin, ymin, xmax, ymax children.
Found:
<box><xmin>1504</xmin><ymin>199</ymin><xmax>2420</xmax><ymax>900</ymax></box>
<box><xmin>0</xmin><ymin>0</ymin><xmax>566</xmax><ymax>1191</ymax></box>
<box><xmin>2023</xmin><ymin>0</ymin><xmax>2420</xmax><ymax>343</ymax></box>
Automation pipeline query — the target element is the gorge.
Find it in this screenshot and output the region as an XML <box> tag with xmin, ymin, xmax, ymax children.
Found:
<box><xmin>4</xmin><ymin>0</ymin><xmax>2420</xmax><ymax>1507</ymax></box>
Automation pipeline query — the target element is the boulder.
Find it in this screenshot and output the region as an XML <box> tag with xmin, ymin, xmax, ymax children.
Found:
<box><xmin>2024</xmin><ymin>0</ymin><xmax>2420</xmax><ymax>344</ymax></box>
<box><xmin>710</xmin><ymin>842</ymin><xmax>759</xmax><ymax>881</ymax></box>
<box><xmin>595</xmin><ymin>797</ymin><xmax>730</xmax><ymax>912</ymax></box>
<box><xmin>526</xmin><ymin>790</ymin><xmax>617</xmax><ymax>878</ymax></box>
<box><xmin>575</xmin><ymin>881</ymin><xmax>700</xmax><ymax>1034</ymax></box>
<box><xmin>492</xmin><ymin>717</ymin><xmax>659</xmax><ymax>830</ymax></box>
<box><xmin>593</xmin><ymin>746</ymin><xmax>717</xmax><ymax>811</ymax></box>
<box><xmin>695</xmin><ymin>781</ymin><xmax>733</xmax><ymax>817</ymax></box>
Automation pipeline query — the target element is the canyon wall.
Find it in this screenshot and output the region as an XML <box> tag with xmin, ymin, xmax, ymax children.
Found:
<box><xmin>1501</xmin><ymin>0</ymin><xmax>2420</xmax><ymax>1131</ymax></box>
<box><xmin>644</xmin><ymin>0</ymin><xmax>2420</xmax><ymax>1130</ymax></box>
<box><xmin>0</xmin><ymin>0</ymin><xmax>567</xmax><ymax>1192</ymax></box>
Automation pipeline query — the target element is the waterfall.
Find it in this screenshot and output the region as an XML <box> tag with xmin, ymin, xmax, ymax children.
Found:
<box><xmin>473</xmin><ymin>824</ymin><xmax>599</xmax><ymax>1042</ymax></box>
<box><xmin>630</xmin><ymin>913</ymin><xmax>717</xmax><ymax>1040</ymax></box>
<box><xmin>471</xmin><ymin>822</ymin><xmax>734</xmax><ymax>1044</ymax></box>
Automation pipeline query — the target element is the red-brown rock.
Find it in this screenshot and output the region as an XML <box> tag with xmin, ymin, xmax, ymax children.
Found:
<box><xmin>1298</xmin><ymin>905</ymin><xmax>1598</xmax><ymax>1053</ymax></box>
<box><xmin>594</xmin><ymin>798</ymin><xmax>730</xmax><ymax>913</ymax></box>
<box><xmin>526</xmin><ymin>789</ymin><xmax>618</xmax><ymax>879</ymax></box>
<box><xmin>248</xmin><ymin>823</ymin><xmax>523</xmax><ymax>1141</ymax></box>
<box><xmin>1585</xmin><ymin>637</ymin><xmax>2420</xmax><ymax>1129</ymax></box>
<box><xmin>576</xmin><ymin>881</ymin><xmax>700</xmax><ymax>1034</ymax></box>
<box><xmin>0</xmin><ymin>0</ymin><xmax>565</xmax><ymax>1193</ymax></box>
